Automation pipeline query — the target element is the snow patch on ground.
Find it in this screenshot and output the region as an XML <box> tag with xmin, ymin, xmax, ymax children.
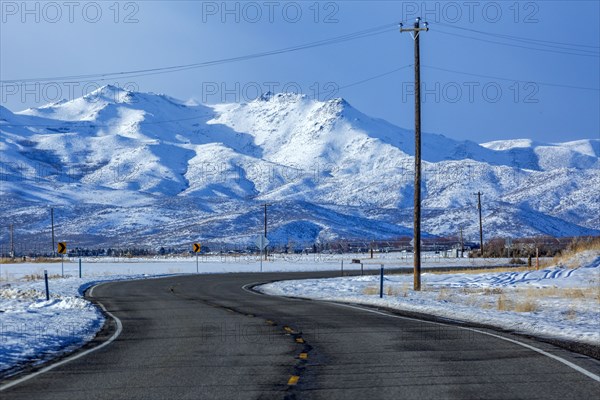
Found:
<box><xmin>0</xmin><ymin>274</ymin><xmax>168</xmax><ymax>376</ymax></box>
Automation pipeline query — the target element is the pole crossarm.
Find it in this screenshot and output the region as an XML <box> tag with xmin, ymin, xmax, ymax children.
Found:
<box><xmin>399</xmin><ymin>18</ymin><xmax>430</xmax><ymax>37</ymax></box>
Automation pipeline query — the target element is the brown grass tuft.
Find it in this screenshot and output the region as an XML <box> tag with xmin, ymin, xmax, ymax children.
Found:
<box><xmin>428</xmin><ymin>266</ymin><xmax>531</xmax><ymax>275</ymax></box>
<box><xmin>553</xmin><ymin>237</ymin><xmax>600</xmax><ymax>268</ymax></box>
<box><xmin>362</xmin><ymin>286</ymin><xmax>379</xmax><ymax>295</ymax></box>
<box><xmin>497</xmin><ymin>294</ymin><xmax>509</xmax><ymax>311</ymax></box>
<box><xmin>514</xmin><ymin>300</ymin><xmax>538</xmax><ymax>312</ymax></box>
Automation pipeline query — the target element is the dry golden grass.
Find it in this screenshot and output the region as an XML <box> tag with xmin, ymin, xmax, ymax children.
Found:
<box><xmin>569</xmin><ymin>236</ymin><xmax>600</xmax><ymax>253</ymax></box>
<box><xmin>1</xmin><ymin>257</ymin><xmax>63</xmax><ymax>264</ymax></box>
<box><xmin>22</xmin><ymin>273</ymin><xmax>62</xmax><ymax>281</ymax></box>
<box><xmin>513</xmin><ymin>286</ymin><xmax>599</xmax><ymax>302</ymax></box>
<box><xmin>497</xmin><ymin>294</ymin><xmax>509</xmax><ymax>311</ymax></box>
<box><xmin>427</xmin><ymin>266</ymin><xmax>531</xmax><ymax>275</ymax></box>
<box><xmin>553</xmin><ymin>237</ymin><xmax>600</xmax><ymax>268</ymax></box>
<box><xmin>362</xmin><ymin>286</ymin><xmax>379</xmax><ymax>295</ymax></box>
<box><xmin>513</xmin><ymin>300</ymin><xmax>538</xmax><ymax>312</ymax></box>
<box><xmin>484</xmin><ymin>287</ymin><xmax>504</xmax><ymax>295</ymax></box>
<box><xmin>363</xmin><ymin>284</ymin><xmax>411</xmax><ymax>297</ymax></box>
<box><xmin>495</xmin><ymin>293</ymin><xmax>537</xmax><ymax>312</ymax></box>
<box><xmin>400</xmin><ymin>283</ymin><xmax>410</xmax><ymax>297</ymax></box>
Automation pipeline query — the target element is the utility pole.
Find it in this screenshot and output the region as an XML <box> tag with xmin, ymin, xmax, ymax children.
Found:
<box><xmin>459</xmin><ymin>225</ymin><xmax>464</xmax><ymax>258</ymax></box>
<box><xmin>9</xmin><ymin>223</ymin><xmax>14</xmax><ymax>259</ymax></box>
<box><xmin>400</xmin><ymin>17</ymin><xmax>429</xmax><ymax>291</ymax></box>
<box><xmin>51</xmin><ymin>207</ymin><xmax>55</xmax><ymax>257</ymax></box>
<box><xmin>474</xmin><ymin>191</ymin><xmax>484</xmax><ymax>257</ymax></box>
<box><xmin>263</xmin><ymin>203</ymin><xmax>271</xmax><ymax>260</ymax></box>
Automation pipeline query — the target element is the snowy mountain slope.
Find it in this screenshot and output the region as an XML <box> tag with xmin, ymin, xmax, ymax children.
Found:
<box><xmin>0</xmin><ymin>86</ymin><xmax>598</xmax><ymax>249</ymax></box>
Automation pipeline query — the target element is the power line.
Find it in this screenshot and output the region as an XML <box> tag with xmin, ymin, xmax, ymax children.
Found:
<box><xmin>0</xmin><ymin>23</ymin><xmax>399</xmax><ymax>86</ymax></box>
<box><xmin>422</xmin><ymin>65</ymin><xmax>600</xmax><ymax>92</ymax></box>
<box><xmin>435</xmin><ymin>29</ymin><xmax>600</xmax><ymax>58</ymax></box>
<box><xmin>436</xmin><ymin>22</ymin><xmax>600</xmax><ymax>51</ymax></box>
<box><xmin>335</xmin><ymin>65</ymin><xmax>413</xmax><ymax>91</ymax></box>
<box><xmin>2</xmin><ymin>66</ymin><xmax>415</xmax><ymax>128</ymax></box>
<box><xmin>3</xmin><ymin>62</ymin><xmax>597</xmax><ymax>129</ymax></box>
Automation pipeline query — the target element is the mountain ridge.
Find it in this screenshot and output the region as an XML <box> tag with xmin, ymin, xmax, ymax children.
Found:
<box><xmin>1</xmin><ymin>86</ymin><xmax>598</xmax><ymax>249</ymax></box>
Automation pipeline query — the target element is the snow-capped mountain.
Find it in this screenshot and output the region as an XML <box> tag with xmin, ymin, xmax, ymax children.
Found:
<box><xmin>1</xmin><ymin>85</ymin><xmax>598</xmax><ymax>249</ymax></box>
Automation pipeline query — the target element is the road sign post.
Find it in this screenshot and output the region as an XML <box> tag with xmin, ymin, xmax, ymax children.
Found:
<box><xmin>193</xmin><ymin>243</ymin><xmax>201</xmax><ymax>273</ymax></box>
<box><xmin>255</xmin><ymin>235</ymin><xmax>269</xmax><ymax>272</ymax></box>
<box><xmin>57</xmin><ymin>242</ymin><xmax>67</xmax><ymax>277</ymax></box>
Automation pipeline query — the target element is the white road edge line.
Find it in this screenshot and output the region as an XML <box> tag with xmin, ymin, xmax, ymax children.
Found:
<box><xmin>328</xmin><ymin>302</ymin><xmax>600</xmax><ymax>383</ymax></box>
<box><xmin>245</xmin><ymin>283</ymin><xmax>600</xmax><ymax>383</ymax></box>
<box><xmin>0</xmin><ymin>282</ymin><xmax>124</xmax><ymax>392</ymax></box>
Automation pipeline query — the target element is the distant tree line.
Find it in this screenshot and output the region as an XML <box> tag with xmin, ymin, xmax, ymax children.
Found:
<box><xmin>1</xmin><ymin>235</ymin><xmax>597</xmax><ymax>259</ymax></box>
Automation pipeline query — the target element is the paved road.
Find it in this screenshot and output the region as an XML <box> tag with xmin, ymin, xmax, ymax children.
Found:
<box><xmin>2</xmin><ymin>272</ymin><xmax>599</xmax><ymax>399</ymax></box>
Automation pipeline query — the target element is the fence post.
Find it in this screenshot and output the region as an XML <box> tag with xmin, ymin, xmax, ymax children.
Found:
<box><xmin>341</xmin><ymin>260</ymin><xmax>344</xmax><ymax>277</ymax></box>
<box><xmin>44</xmin><ymin>270</ymin><xmax>50</xmax><ymax>301</ymax></box>
<box><xmin>379</xmin><ymin>265</ymin><xmax>384</xmax><ymax>298</ymax></box>
<box><xmin>79</xmin><ymin>258</ymin><xmax>82</xmax><ymax>278</ymax></box>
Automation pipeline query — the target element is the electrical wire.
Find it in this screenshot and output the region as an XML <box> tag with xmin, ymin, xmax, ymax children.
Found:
<box><xmin>436</xmin><ymin>22</ymin><xmax>600</xmax><ymax>51</ymax></box>
<box><xmin>0</xmin><ymin>23</ymin><xmax>399</xmax><ymax>86</ymax></box>
<box><xmin>2</xmin><ymin>62</ymin><xmax>598</xmax><ymax>129</ymax></box>
<box><xmin>422</xmin><ymin>65</ymin><xmax>600</xmax><ymax>92</ymax></box>
<box><xmin>435</xmin><ymin>28</ymin><xmax>600</xmax><ymax>58</ymax></box>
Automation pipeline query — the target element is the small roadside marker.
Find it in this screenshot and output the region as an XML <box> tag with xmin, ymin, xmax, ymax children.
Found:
<box><xmin>287</xmin><ymin>376</ymin><xmax>300</xmax><ymax>385</ymax></box>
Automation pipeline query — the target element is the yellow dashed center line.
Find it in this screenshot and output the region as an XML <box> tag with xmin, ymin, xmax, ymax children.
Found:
<box><xmin>299</xmin><ymin>352</ymin><xmax>308</xmax><ymax>360</ymax></box>
<box><xmin>284</xmin><ymin>326</ymin><xmax>295</xmax><ymax>333</ymax></box>
<box><xmin>295</xmin><ymin>337</ymin><xmax>305</xmax><ymax>344</ymax></box>
<box><xmin>287</xmin><ymin>375</ymin><xmax>300</xmax><ymax>385</ymax></box>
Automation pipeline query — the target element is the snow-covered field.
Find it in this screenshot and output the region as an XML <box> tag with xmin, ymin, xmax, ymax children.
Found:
<box><xmin>259</xmin><ymin>251</ymin><xmax>600</xmax><ymax>346</ymax></box>
<box><xmin>0</xmin><ymin>253</ymin><xmax>517</xmax><ymax>282</ymax></box>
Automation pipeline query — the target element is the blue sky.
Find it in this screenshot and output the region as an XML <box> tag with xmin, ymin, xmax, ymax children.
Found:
<box><xmin>1</xmin><ymin>0</ymin><xmax>598</xmax><ymax>143</ymax></box>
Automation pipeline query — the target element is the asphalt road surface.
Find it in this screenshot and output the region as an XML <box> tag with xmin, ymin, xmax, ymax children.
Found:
<box><xmin>2</xmin><ymin>272</ymin><xmax>599</xmax><ymax>399</ymax></box>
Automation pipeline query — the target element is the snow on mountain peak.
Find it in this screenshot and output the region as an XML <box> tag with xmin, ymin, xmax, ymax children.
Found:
<box><xmin>481</xmin><ymin>138</ymin><xmax>537</xmax><ymax>150</ymax></box>
<box><xmin>1</xmin><ymin>87</ymin><xmax>598</xmax><ymax>245</ymax></box>
<box><xmin>83</xmin><ymin>84</ymin><xmax>132</xmax><ymax>104</ymax></box>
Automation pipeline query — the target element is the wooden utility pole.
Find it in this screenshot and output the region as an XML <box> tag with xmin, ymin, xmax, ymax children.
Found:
<box><xmin>400</xmin><ymin>17</ymin><xmax>429</xmax><ymax>291</ymax></box>
<box><xmin>459</xmin><ymin>225</ymin><xmax>464</xmax><ymax>258</ymax></box>
<box><xmin>51</xmin><ymin>207</ymin><xmax>55</xmax><ymax>257</ymax></box>
<box><xmin>9</xmin><ymin>224</ymin><xmax>14</xmax><ymax>259</ymax></box>
<box><xmin>263</xmin><ymin>203</ymin><xmax>271</xmax><ymax>260</ymax></box>
<box><xmin>474</xmin><ymin>191</ymin><xmax>484</xmax><ymax>257</ymax></box>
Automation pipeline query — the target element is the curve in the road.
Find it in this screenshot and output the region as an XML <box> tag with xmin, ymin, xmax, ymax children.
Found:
<box><xmin>0</xmin><ymin>272</ymin><xmax>598</xmax><ymax>400</ymax></box>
